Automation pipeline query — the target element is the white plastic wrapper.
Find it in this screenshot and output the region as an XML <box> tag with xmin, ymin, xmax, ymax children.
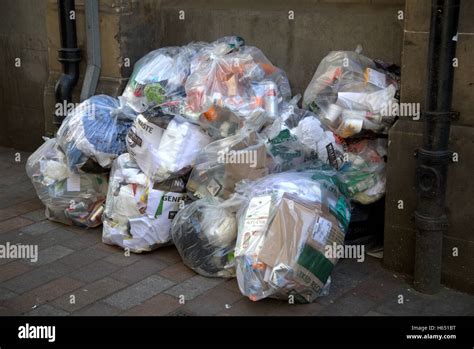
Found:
<box><xmin>303</xmin><ymin>50</ymin><xmax>399</xmax><ymax>138</ymax></box>
<box><xmin>171</xmin><ymin>197</ymin><xmax>239</xmax><ymax>278</ymax></box>
<box><xmin>122</xmin><ymin>43</ymin><xmax>206</xmax><ymax>113</ymax></box>
<box><xmin>126</xmin><ymin>114</ymin><xmax>211</xmax><ymax>182</ymax></box>
<box><xmin>102</xmin><ymin>154</ymin><xmax>187</xmax><ymax>253</ymax></box>
<box><xmin>234</xmin><ymin>168</ymin><xmax>351</xmax><ymax>303</ymax></box>
<box><xmin>185</xmin><ymin>37</ymin><xmax>292</xmax><ymax>117</ymax></box>
<box><xmin>336</xmin><ymin>138</ymin><xmax>387</xmax><ymax>205</ymax></box>
<box><xmin>26</xmin><ymin>138</ymin><xmax>108</xmax><ymax>227</ymax></box>
<box><xmin>56</xmin><ymin>95</ymin><xmax>136</xmax><ymax>172</ymax></box>
<box><xmin>186</xmin><ymin>129</ymin><xmax>273</xmax><ymax>200</ymax></box>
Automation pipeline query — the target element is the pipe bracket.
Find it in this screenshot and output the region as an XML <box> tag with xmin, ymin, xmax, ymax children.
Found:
<box><xmin>416</xmin><ymin>148</ymin><xmax>452</xmax><ymax>164</ymax></box>
<box><xmin>58</xmin><ymin>48</ymin><xmax>81</xmax><ymax>63</ymax></box>
<box><xmin>414</xmin><ymin>211</ymin><xmax>449</xmax><ymax>231</ymax></box>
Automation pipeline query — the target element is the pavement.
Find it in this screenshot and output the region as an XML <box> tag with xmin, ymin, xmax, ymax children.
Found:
<box><xmin>0</xmin><ymin>146</ymin><xmax>473</xmax><ymax>316</ymax></box>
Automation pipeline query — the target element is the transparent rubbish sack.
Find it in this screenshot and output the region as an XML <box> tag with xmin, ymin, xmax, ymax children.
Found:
<box><xmin>171</xmin><ymin>197</ymin><xmax>240</xmax><ymax>278</ymax></box>
<box><xmin>266</xmin><ymin>128</ymin><xmax>306</xmax><ymax>172</ymax></box>
<box><xmin>262</xmin><ymin>102</ymin><xmax>344</xmax><ymax>169</ymax></box>
<box><xmin>126</xmin><ymin>113</ymin><xmax>212</xmax><ymax>182</ymax></box>
<box><xmin>186</xmin><ymin>129</ymin><xmax>274</xmax><ymax>200</ymax></box>
<box><xmin>102</xmin><ymin>153</ymin><xmax>187</xmax><ymax>253</ymax></box>
<box><xmin>336</xmin><ymin>138</ymin><xmax>387</xmax><ymax>205</ymax></box>
<box><xmin>56</xmin><ymin>95</ymin><xmax>137</xmax><ymax>172</ymax></box>
<box><xmin>185</xmin><ymin>38</ymin><xmax>292</xmax><ymax>117</ymax></box>
<box><xmin>303</xmin><ymin>50</ymin><xmax>399</xmax><ymax>138</ymax></box>
<box><xmin>122</xmin><ymin>43</ymin><xmax>206</xmax><ymax>113</ymax></box>
<box><xmin>26</xmin><ymin>138</ymin><xmax>108</xmax><ymax>227</ymax></box>
<box><xmin>234</xmin><ymin>168</ymin><xmax>351</xmax><ymax>303</ymax></box>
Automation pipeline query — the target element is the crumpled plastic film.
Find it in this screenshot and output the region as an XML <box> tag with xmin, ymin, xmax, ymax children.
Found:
<box><xmin>26</xmin><ymin>138</ymin><xmax>108</xmax><ymax>227</ymax></box>
<box><xmin>185</xmin><ymin>38</ymin><xmax>292</xmax><ymax>117</ymax></box>
<box><xmin>171</xmin><ymin>197</ymin><xmax>240</xmax><ymax>278</ymax></box>
<box><xmin>56</xmin><ymin>95</ymin><xmax>137</xmax><ymax>172</ymax></box>
<box><xmin>102</xmin><ymin>153</ymin><xmax>187</xmax><ymax>253</ymax></box>
<box><xmin>303</xmin><ymin>50</ymin><xmax>399</xmax><ymax>138</ymax></box>
<box><xmin>126</xmin><ymin>113</ymin><xmax>212</xmax><ymax>182</ymax></box>
<box><xmin>234</xmin><ymin>169</ymin><xmax>351</xmax><ymax>303</ymax></box>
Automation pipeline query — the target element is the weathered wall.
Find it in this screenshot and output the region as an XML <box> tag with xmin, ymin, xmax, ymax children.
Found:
<box><xmin>0</xmin><ymin>0</ymin><xmax>49</xmax><ymax>151</ymax></box>
<box><xmin>156</xmin><ymin>0</ymin><xmax>404</xmax><ymax>97</ymax></box>
<box><xmin>384</xmin><ymin>0</ymin><xmax>474</xmax><ymax>293</ymax></box>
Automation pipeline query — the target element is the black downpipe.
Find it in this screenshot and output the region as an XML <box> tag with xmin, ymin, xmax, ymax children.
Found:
<box><xmin>414</xmin><ymin>0</ymin><xmax>460</xmax><ymax>294</ymax></box>
<box><xmin>54</xmin><ymin>0</ymin><xmax>81</xmax><ymax>125</ymax></box>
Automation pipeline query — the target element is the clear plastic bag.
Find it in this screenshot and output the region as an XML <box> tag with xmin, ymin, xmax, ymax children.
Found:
<box><xmin>266</xmin><ymin>128</ymin><xmax>306</xmax><ymax>172</ymax></box>
<box><xmin>102</xmin><ymin>153</ymin><xmax>187</xmax><ymax>253</ymax></box>
<box><xmin>261</xmin><ymin>102</ymin><xmax>344</xmax><ymax>169</ymax></box>
<box><xmin>126</xmin><ymin>113</ymin><xmax>212</xmax><ymax>182</ymax></box>
<box><xmin>234</xmin><ymin>168</ymin><xmax>351</xmax><ymax>303</ymax></box>
<box><xmin>186</xmin><ymin>129</ymin><xmax>273</xmax><ymax>200</ymax></box>
<box><xmin>197</xmin><ymin>105</ymin><xmax>246</xmax><ymax>139</ymax></box>
<box><xmin>26</xmin><ymin>138</ymin><xmax>108</xmax><ymax>227</ymax></box>
<box><xmin>56</xmin><ymin>95</ymin><xmax>136</xmax><ymax>172</ymax></box>
<box><xmin>336</xmin><ymin>138</ymin><xmax>387</xmax><ymax>204</ymax></box>
<box><xmin>185</xmin><ymin>37</ymin><xmax>292</xmax><ymax>117</ymax></box>
<box><xmin>121</xmin><ymin>43</ymin><xmax>206</xmax><ymax>113</ymax></box>
<box><xmin>171</xmin><ymin>197</ymin><xmax>240</xmax><ymax>278</ymax></box>
<box><xmin>303</xmin><ymin>50</ymin><xmax>399</xmax><ymax>138</ymax></box>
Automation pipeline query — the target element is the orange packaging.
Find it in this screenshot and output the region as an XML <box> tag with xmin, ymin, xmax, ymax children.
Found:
<box><xmin>203</xmin><ymin>106</ymin><xmax>218</xmax><ymax>121</ymax></box>
<box><xmin>259</xmin><ymin>63</ymin><xmax>277</xmax><ymax>75</ymax></box>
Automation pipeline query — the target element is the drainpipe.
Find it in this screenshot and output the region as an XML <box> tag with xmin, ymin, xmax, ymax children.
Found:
<box><xmin>80</xmin><ymin>0</ymin><xmax>101</xmax><ymax>101</ymax></box>
<box><xmin>54</xmin><ymin>0</ymin><xmax>81</xmax><ymax>125</ymax></box>
<box><xmin>414</xmin><ymin>0</ymin><xmax>460</xmax><ymax>294</ymax></box>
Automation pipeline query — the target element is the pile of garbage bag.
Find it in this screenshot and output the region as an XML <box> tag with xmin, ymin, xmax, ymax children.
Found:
<box><xmin>301</xmin><ymin>49</ymin><xmax>397</xmax><ymax>204</ymax></box>
<box><xmin>234</xmin><ymin>169</ymin><xmax>351</xmax><ymax>303</ymax></box>
<box><xmin>26</xmin><ymin>138</ymin><xmax>108</xmax><ymax>227</ymax></box>
<box><xmin>25</xmin><ymin>37</ymin><xmax>401</xmax><ymax>303</ymax></box>
<box><xmin>57</xmin><ymin>95</ymin><xmax>137</xmax><ymax>172</ymax></box>
<box><xmin>102</xmin><ymin>154</ymin><xmax>187</xmax><ymax>253</ymax></box>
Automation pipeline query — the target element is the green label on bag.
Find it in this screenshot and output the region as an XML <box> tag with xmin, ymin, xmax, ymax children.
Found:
<box><xmin>154</xmin><ymin>192</ymin><xmax>166</xmax><ymax>217</ymax></box>
<box><xmin>297</xmin><ymin>244</ymin><xmax>334</xmax><ymax>284</ymax></box>
<box><xmin>269</xmin><ymin>129</ymin><xmax>296</xmax><ymax>145</ymax></box>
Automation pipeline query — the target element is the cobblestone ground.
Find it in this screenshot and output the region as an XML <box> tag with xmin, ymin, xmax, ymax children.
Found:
<box><xmin>0</xmin><ymin>147</ymin><xmax>472</xmax><ymax>316</ymax></box>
